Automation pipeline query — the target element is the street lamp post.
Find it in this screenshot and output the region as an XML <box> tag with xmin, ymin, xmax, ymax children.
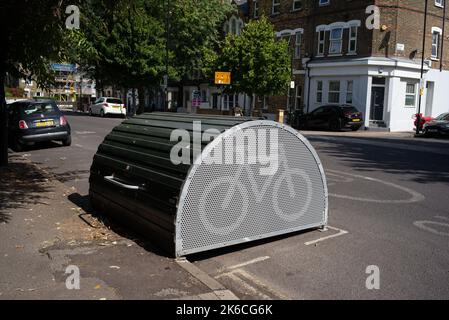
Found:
<box><xmin>416</xmin><ymin>0</ymin><xmax>429</xmax><ymax>135</ymax></box>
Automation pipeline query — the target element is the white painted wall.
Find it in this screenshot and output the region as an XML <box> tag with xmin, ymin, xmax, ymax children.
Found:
<box><xmin>425</xmin><ymin>69</ymin><xmax>449</xmax><ymax>117</ymax></box>
<box><xmin>388</xmin><ymin>78</ymin><xmax>419</xmax><ymax>132</ymax></box>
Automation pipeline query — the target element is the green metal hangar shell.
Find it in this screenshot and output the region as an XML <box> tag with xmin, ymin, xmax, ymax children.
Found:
<box><xmin>89</xmin><ymin>113</ymin><xmax>328</xmax><ymax>257</ymax></box>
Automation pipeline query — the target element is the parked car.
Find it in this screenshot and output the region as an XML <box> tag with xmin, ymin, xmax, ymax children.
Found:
<box><xmin>423</xmin><ymin>112</ymin><xmax>449</xmax><ymax>137</ymax></box>
<box><xmin>89</xmin><ymin>97</ymin><xmax>126</xmax><ymax>117</ymax></box>
<box><xmin>413</xmin><ymin>113</ymin><xmax>434</xmax><ymax>132</ymax></box>
<box><xmin>298</xmin><ymin>104</ymin><xmax>364</xmax><ymax>131</ymax></box>
<box><xmin>7</xmin><ymin>99</ymin><xmax>71</xmax><ymax>151</ymax></box>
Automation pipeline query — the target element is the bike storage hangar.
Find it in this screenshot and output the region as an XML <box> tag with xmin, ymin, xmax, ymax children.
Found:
<box><xmin>89</xmin><ymin>113</ymin><xmax>328</xmax><ymax>257</ymax></box>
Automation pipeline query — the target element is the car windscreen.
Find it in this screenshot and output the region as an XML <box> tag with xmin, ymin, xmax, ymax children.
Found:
<box><xmin>106</xmin><ymin>98</ymin><xmax>123</xmax><ymax>104</ymax></box>
<box><xmin>341</xmin><ymin>106</ymin><xmax>359</xmax><ymax>113</ymax></box>
<box><xmin>436</xmin><ymin>113</ymin><xmax>449</xmax><ymax>121</ymax></box>
<box><xmin>20</xmin><ymin>103</ymin><xmax>57</xmax><ymax>116</ymax></box>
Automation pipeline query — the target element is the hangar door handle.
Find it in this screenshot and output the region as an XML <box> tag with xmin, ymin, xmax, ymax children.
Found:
<box><xmin>104</xmin><ymin>175</ymin><xmax>140</xmax><ymax>190</ymax></box>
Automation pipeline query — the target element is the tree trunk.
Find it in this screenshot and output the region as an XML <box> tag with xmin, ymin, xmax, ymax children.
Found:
<box><xmin>0</xmin><ymin>70</ymin><xmax>8</xmax><ymax>167</ymax></box>
<box><xmin>247</xmin><ymin>94</ymin><xmax>254</xmax><ymax>117</ymax></box>
<box><xmin>137</xmin><ymin>86</ymin><xmax>145</xmax><ymax>114</ymax></box>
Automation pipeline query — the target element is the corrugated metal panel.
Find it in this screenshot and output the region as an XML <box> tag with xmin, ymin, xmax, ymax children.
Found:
<box><xmin>89</xmin><ymin>113</ymin><xmax>251</xmax><ymax>254</ymax></box>
<box><xmin>89</xmin><ymin>114</ymin><xmax>328</xmax><ymax>257</ymax></box>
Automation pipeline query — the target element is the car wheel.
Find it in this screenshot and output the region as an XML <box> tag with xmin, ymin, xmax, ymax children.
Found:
<box><xmin>329</xmin><ymin>119</ymin><xmax>341</xmax><ymax>131</ymax></box>
<box><xmin>100</xmin><ymin>109</ymin><xmax>105</xmax><ymax>117</ymax></box>
<box><xmin>12</xmin><ymin>138</ymin><xmax>24</xmax><ymax>152</ymax></box>
<box><xmin>62</xmin><ymin>135</ymin><xmax>72</xmax><ymax>147</ymax></box>
<box><xmin>351</xmin><ymin>126</ymin><xmax>360</xmax><ymax>132</ymax></box>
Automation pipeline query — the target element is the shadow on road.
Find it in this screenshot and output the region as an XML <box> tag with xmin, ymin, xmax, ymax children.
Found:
<box><xmin>68</xmin><ymin>192</ymin><xmax>169</xmax><ymax>257</ymax></box>
<box><xmin>0</xmin><ymin>156</ymin><xmax>52</xmax><ymax>224</ymax></box>
<box><xmin>313</xmin><ymin>137</ymin><xmax>449</xmax><ymax>184</ymax></box>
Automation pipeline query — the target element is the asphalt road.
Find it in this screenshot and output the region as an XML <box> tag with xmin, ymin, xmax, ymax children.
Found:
<box><xmin>20</xmin><ymin>113</ymin><xmax>449</xmax><ymax>299</ymax></box>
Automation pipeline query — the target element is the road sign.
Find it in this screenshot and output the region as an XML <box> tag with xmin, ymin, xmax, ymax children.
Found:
<box><xmin>215</xmin><ymin>72</ymin><xmax>231</xmax><ymax>85</ymax></box>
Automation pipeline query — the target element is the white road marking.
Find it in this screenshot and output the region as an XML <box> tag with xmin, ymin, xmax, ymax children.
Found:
<box><xmin>327</xmin><ymin>170</ymin><xmax>425</xmax><ymax>204</ymax></box>
<box><xmin>304</xmin><ymin>225</ymin><xmax>348</xmax><ymax>246</ymax></box>
<box><xmin>413</xmin><ymin>220</ymin><xmax>449</xmax><ymax>237</ymax></box>
<box><xmin>227</xmin><ymin>256</ymin><xmax>270</xmax><ymax>270</ymax></box>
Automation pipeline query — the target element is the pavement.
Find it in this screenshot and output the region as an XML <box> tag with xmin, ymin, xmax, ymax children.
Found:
<box><xmin>1</xmin><ymin>111</ymin><xmax>449</xmax><ymax>300</ymax></box>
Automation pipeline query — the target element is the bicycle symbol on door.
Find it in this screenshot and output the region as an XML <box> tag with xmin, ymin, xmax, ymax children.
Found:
<box><xmin>198</xmin><ymin>145</ymin><xmax>313</xmax><ymax>236</ymax></box>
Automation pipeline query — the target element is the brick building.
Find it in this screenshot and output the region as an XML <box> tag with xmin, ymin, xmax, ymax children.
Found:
<box><xmin>249</xmin><ymin>0</ymin><xmax>449</xmax><ymax>131</ymax></box>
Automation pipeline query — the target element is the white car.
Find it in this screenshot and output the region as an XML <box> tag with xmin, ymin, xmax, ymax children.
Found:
<box><xmin>89</xmin><ymin>97</ymin><xmax>126</xmax><ymax>117</ymax></box>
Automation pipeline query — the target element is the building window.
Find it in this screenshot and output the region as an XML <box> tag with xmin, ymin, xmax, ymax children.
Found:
<box><xmin>253</xmin><ymin>0</ymin><xmax>259</xmax><ymax>18</ymax></box>
<box><xmin>317</xmin><ymin>30</ymin><xmax>325</xmax><ymax>55</ymax></box>
<box><xmin>272</xmin><ymin>0</ymin><xmax>281</xmax><ymax>15</ymax></box>
<box><xmin>293</xmin><ymin>0</ymin><xmax>302</xmax><ymax>11</ymax></box>
<box><xmin>435</xmin><ymin>0</ymin><xmax>444</xmax><ymax>8</ymax></box>
<box><xmin>405</xmin><ymin>83</ymin><xmax>417</xmax><ymax>107</ymax></box>
<box><xmin>316</xmin><ymin>81</ymin><xmax>323</xmax><ymax>103</ymax></box>
<box><xmin>328</xmin><ymin>81</ymin><xmax>340</xmax><ymax>103</ymax></box>
<box><xmin>432</xmin><ymin>29</ymin><xmax>442</xmax><ymax>59</ymax></box>
<box><xmin>348</xmin><ymin>26</ymin><xmax>358</xmax><ymax>53</ymax></box>
<box><xmin>295</xmin><ymin>85</ymin><xmax>302</xmax><ymax>110</ymax></box>
<box><xmin>346</xmin><ymin>81</ymin><xmax>353</xmax><ymax>104</ymax></box>
<box><xmin>329</xmin><ymin>28</ymin><xmax>343</xmax><ymax>54</ymax></box>
<box><xmin>319</xmin><ymin>0</ymin><xmax>330</xmax><ymax>6</ymax></box>
<box><xmin>294</xmin><ymin>32</ymin><xmax>302</xmax><ymax>58</ymax></box>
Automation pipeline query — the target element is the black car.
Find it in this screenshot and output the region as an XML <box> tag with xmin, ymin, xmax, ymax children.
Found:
<box><xmin>423</xmin><ymin>112</ymin><xmax>449</xmax><ymax>137</ymax></box>
<box><xmin>298</xmin><ymin>104</ymin><xmax>364</xmax><ymax>131</ymax></box>
<box><xmin>7</xmin><ymin>99</ymin><xmax>71</xmax><ymax>151</ymax></box>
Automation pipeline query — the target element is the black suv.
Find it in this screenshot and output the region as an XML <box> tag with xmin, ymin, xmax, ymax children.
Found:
<box><xmin>298</xmin><ymin>105</ymin><xmax>364</xmax><ymax>131</ymax></box>
<box><xmin>7</xmin><ymin>99</ymin><xmax>72</xmax><ymax>151</ymax></box>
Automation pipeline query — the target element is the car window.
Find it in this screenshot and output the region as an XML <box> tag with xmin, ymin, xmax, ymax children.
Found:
<box><xmin>20</xmin><ymin>102</ymin><xmax>57</xmax><ymax>116</ymax></box>
<box><xmin>341</xmin><ymin>106</ymin><xmax>358</xmax><ymax>113</ymax></box>
<box><xmin>106</xmin><ymin>98</ymin><xmax>123</xmax><ymax>104</ymax></box>
<box><xmin>311</xmin><ymin>107</ymin><xmax>325</xmax><ymax>115</ymax></box>
<box><xmin>436</xmin><ymin>113</ymin><xmax>449</xmax><ymax>121</ymax></box>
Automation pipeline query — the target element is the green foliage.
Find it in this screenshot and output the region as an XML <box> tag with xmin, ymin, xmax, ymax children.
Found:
<box><xmin>0</xmin><ymin>0</ymin><xmax>79</xmax><ymax>88</ymax></box>
<box><xmin>218</xmin><ymin>16</ymin><xmax>292</xmax><ymax>98</ymax></box>
<box><xmin>74</xmin><ymin>0</ymin><xmax>170</xmax><ymax>88</ymax></box>
<box><xmin>169</xmin><ymin>0</ymin><xmax>235</xmax><ymax>82</ymax></box>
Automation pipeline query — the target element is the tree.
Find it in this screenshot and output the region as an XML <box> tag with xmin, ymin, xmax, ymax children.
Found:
<box><xmin>169</xmin><ymin>0</ymin><xmax>235</xmax><ymax>106</ymax></box>
<box><xmin>72</xmin><ymin>0</ymin><xmax>171</xmax><ymax>114</ymax></box>
<box><xmin>218</xmin><ymin>16</ymin><xmax>292</xmax><ymax>115</ymax></box>
<box><xmin>0</xmin><ymin>0</ymin><xmax>76</xmax><ymax>167</ymax></box>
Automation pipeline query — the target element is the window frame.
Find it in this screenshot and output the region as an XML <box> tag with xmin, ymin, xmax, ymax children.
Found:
<box><xmin>272</xmin><ymin>0</ymin><xmax>281</xmax><ymax>15</ymax></box>
<box><xmin>348</xmin><ymin>26</ymin><xmax>358</xmax><ymax>54</ymax></box>
<box><xmin>317</xmin><ymin>30</ymin><xmax>326</xmax><ymax>56</ymax></box>
<box><xmin>329</xmin><ymin>28</ymin><xmax>343</xmax><ymax>55</ymax></box>
<box><xmin>405</xmin><ymin>82</ymin><xmax>417</xmax><ymax>107</ymax></box>
<box><xmin>294</xmin><ymin>32</ymin><xmax>302</xmax><ymax>59</ymax></box>
<box><xmin>293</xmin><ymin>0</ymin><xmax>302</xmax><ymax>11</ymax></box>
<box><xmin>328</xmin><ymin>81</ymin><xmax>341</xmax><ymax>104</ymax></box>
<box><xmin>316</xmin><ymin>80</ymin><xmax>323</xmax><ymax>103</ymax></box>
<box><xmin>253</xmin><ymin>0</ymin><xmax>259</xmax><ymax>18</ymax></box>
<box><xmin>346</xmin><ymin>80</ymin><xmax>354</xmax><ymax>104</ymax></box>
<box><xmin>431</xmin><ymin>28</ymin><xmax>442</xmax><ymax>60</ymax></box>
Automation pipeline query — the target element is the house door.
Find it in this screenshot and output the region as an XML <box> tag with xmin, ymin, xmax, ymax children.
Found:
<box><xmin>425</xmin><ymin>82</ymin><xmax>434</xmax><ymax>117</ymax></box>
<box><xmin>370</xmin><ymin>87</ymin><xmax>385</xmax><ymax>121</ymax></box>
